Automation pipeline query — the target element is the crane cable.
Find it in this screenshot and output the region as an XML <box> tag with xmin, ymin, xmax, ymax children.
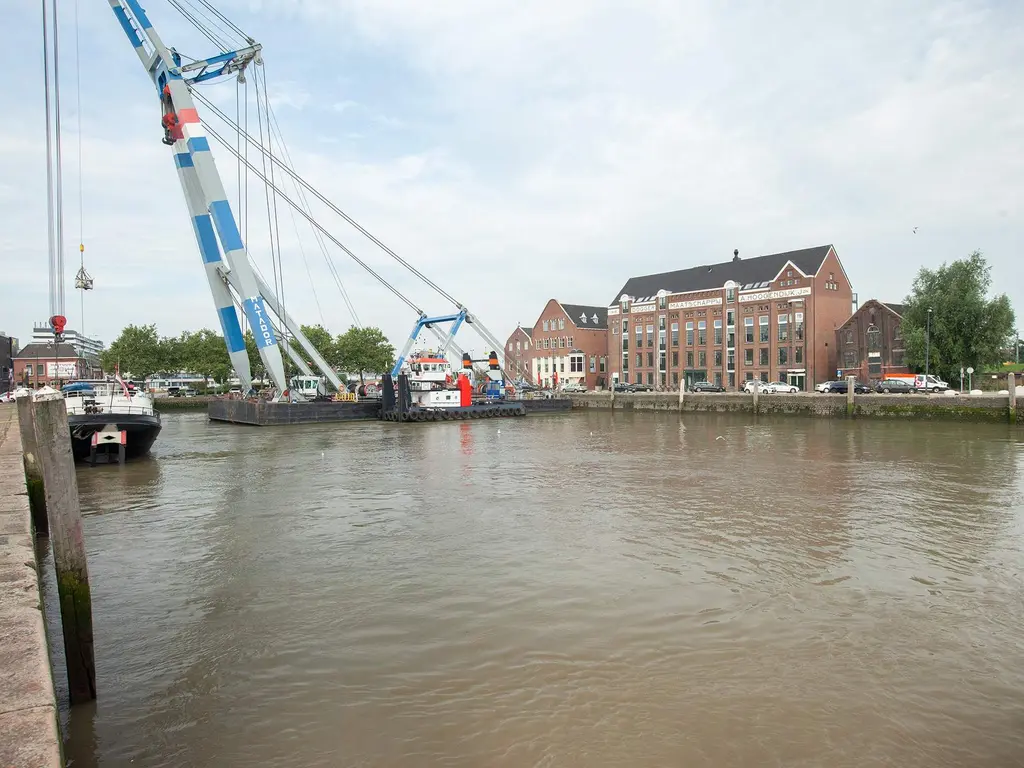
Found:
<box><xmin>74</xmin><ymin>0</ymin><xmax>86</xmax><ymax>340</ymax></box>
<box><xmin>191</xmin><ymin>89</ymin><xmax>462</xmax><ymax>309</ymax></box>
<box><xmin>264</xmin><ymin>90</ymin><xmax>360</xmax><ymax>327</ymax></box>
<box><xmin>201</xmin><ymin>119</ymin><xmax>424</xmax><ymax>316</ymax></box>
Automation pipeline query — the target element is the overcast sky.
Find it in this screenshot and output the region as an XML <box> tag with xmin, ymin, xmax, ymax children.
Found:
<box><xmin>3</xmin><ymin>0</ymin><xmax>1022</xmax><ymax>354</ymax></box>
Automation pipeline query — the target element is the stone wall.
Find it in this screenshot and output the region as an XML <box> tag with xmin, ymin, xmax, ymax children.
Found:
<box><xmin>0</xmin><ymin>405</ymin><xmax>62</xmax><ymax>767</ymax></box>
<box><xmin>569</xmin><ymin>391</ymin><xmax>1021</xmax><ymax>423</ymax></box>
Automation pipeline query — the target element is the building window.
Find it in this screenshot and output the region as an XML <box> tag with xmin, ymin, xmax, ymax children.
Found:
<box><xmin>543</xmin><ymin>339</ymin><xmax>549</xmax><ymax>349</ymax></box>
<box><xmin>621</xmin><ymin>297</ymin><xmax>631</xmax><ymax>313</ymax></box>
<box><xmin>570</xmin><ymin>355</ymin><xmax>584</xmax><ymax>373</ymax></box>
<box><xmin>745</xmin><ymin>372</ymin><xmax>754</xmax><ymax>381</ymax></box>
<box><xmin>671</xmin><ymin>322</ymin><xmax>679</xmax><ymax>346</ymax></box>
<box><xmin>635</xmin><ymin>325</ymin><xmax>642</xmax><ymax>347</ymax></box>
<box><xmin>647</xmin><ymin>351</ymin><xmax>654</xmax><ymax>367</ymax></box>
<box><xmin>714</xmin><ymin>350</ymin><xmax>722</xmax><ymax>367</ymax></box>
<box><xmin>560</xmin><ymin>361</ymin><xmax>565</xmax><ymax>372</ymax></box>
<box><xmin>543</xmin><ymin>320</ymin><xmax>549</xmax><ymax>331</ymax></box>
<box><xmin>714</xmin><ymin>372</ymin><xmax>722</xmax><ymax>387</ymax></box>
<box><xmin>568</xmin><ymin>336</ymin><xmax>574</xmax><ymax>347</ymax></box>
<box><xmin>727</xmin><ymin>309</ymin><xmax>735</xmax><ymax>327</ymax></box>
<box><xmin>659</xmin><ymin>351</ymin><xmax>666</xmax><ymax>372</ymax></box>
<box><xmin>559</xmin><ymin>318</ymin><xmax>565</xmax><ymax>330</ymax></box>
<box><xmin>844</xmin><ymin>350</ymin><xmax>857</xmax><ymax>369</ymax></box>
<box><xmin>726</xmin><ymin>286</ymin><xmax>736</xmax><ymax>303</ymax></box>
<box><xmin>659</xmin><ymin>329</ymin><xmax>666</xmax><ymax>350</ymax></box>
<box><xmin>795</xmin><ymin>347</ymin><xmax>803</xmax><ymax>364</ymax></box>
<box><xmin>744</xmin><ymin>348</ymin><xmax>753</xmax><ymax>365</ymax></box>
<box><xmin>658</xmin><ymin>295</ymin><xmax>667</xmax><ymax>310</ymax></box>
<box><xmin>714</xmin><ymin>320</ymin><xmax>723</xmax><ymax>345</ymax></box>
<box><xmin>893</xmin><ymin>324</ymin><xmax>902</xmax><ymax>341</ymax></box>
<box><xmin>646</xmin><ymin>372</ymin><xmax>654</xmax><ymax>387</ymax></box>
<box><xmin>612</xmin><ymin>324</ymin><xmax>618</xmax><ymax>335</ymax></box>
<box><xmin>622</xmin><ymin>353</ymin><xmax>629</xmax><ymax>371</ymax></box>
<box><xmin>589</xmin><ymin>355</ymin><xmax>596</xmax><ymax>373</ymax></box>
<box><xmin>646</xmin><ymin>324</ymin><xmax>654</xmax><ymax>347</ymax></box>
<box><xmin>760</xmin><ymin>371</ymin><xmax>769</xmax><ymax>383</ymax></box>
<box><xmin>544</xmin><ymin>360</ymin><xmax>549</xmax><ymax>373</ymax></box>
<box><xmin>727</xmin><ymin>350</ymin><xmax>735</xmax><ymax>370</ymax></box>
<box><xmin>744</xmin><ymin>317</ymin><xmax>754</xmax><ymax>343</ymax></box>
<box><xmin>892</xmin><ymin>349</ymin><xmax>904</xmax><ymax>366</ymax></box>
<box><xmin>686</xmin><ymin>351</ymin><xmax>694</xmax><ymax>368</ymax></box>
<box><xmin>515</xmin><ymin>341</ymin><xmax>521</xmax><ymax>352</ymax></box>
<box><xmin>672</xmin><ymin>372</ymin><xmax>678</xmax><ymax>386</ymax></box>
<box><xmin>759</xmin><ymin>348</ymin><xmax>769</xmax><ymax>366</ymax></box>
<box><xmin>698</xmin><ymin>351</ymin><xmax>707</xmax><ymax>368</ymax></box>
<box><xmin>635</xmin><ymin>352</ymin><xmax>642</xmax><ymax>368</ymax></box>
<box><xmin>559</xmin><ymin>337</ymin><xmax>566</xmax><ymax>348</ymax></box>
<box><xmin>777</xmin><ymin>315</ymin><xmax>789</xmax><ymax>342</ymax></box>
<box><xmin>686</xmin><ymin>322</ymin><xmax>694</xmax><ymax>345</ymax></box>
<box><xmin>697</xmin><ymin>321</ymin><xmax>707</xmax><ymax>345</ymax></box>
<box><xmin>759</xmin><ymin>316</ymin><xmax>769</xmax><ymax>343</ymax></box>
<box><xmin>672</xmin><ymin>351</ymin><xmax>678</xmax><ymax>367</ymax></box>
<box><xmin>794</xmin><ymin>312</ymin><xmax>804</xmax><ymax>341</ymax></box>
<box><xmin>778</xmin><ymin>347</ymin><xmax>788</xmax><ymax>366</ymax></box>
<box><xmin>845</xmin><ymin>329</ymin><xmax>854</xmax><ymax>344</ymax></box>
<box><xmin>867</xmin><ymin>325</ymin><xmax>881</xmax><ymax>352</ymax></box>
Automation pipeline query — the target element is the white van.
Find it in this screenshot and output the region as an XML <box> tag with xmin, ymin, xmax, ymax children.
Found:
<box><xmin>914</xmin><ymin>374</ymin><xmax>948</xmax><ymax>393</ymax></box>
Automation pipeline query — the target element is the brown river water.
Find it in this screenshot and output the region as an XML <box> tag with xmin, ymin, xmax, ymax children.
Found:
<box><xmin>42</xmin><ymin>410</ymin><xmax>1024</xmax><ymax>767</ymax></box>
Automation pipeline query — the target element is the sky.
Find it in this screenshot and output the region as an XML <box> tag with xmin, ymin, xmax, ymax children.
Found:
<box><xmin>3</xmin><ymin>0</ymin><xmax>1022</xmax><ymax>356</ymax></box>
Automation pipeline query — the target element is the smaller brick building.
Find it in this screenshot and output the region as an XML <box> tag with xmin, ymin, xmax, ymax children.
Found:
<box><xmin>834</xmin><ymin>300</ymin><xmax>909</xmax><ymax>383</ymax></box>
<box><xmin>14</xmin><ymin>342</ymin><xmax>101</xmax><ymax>388</ymax></box>
<box><xmin>503</xmin><ymin>325</ymin><xmax>533</xmax><ymax>382</ymax></box>
<box><xmin>528</xmin><ymin>300</ymin><xmax>609</xmax><ymax>390</ymax></box>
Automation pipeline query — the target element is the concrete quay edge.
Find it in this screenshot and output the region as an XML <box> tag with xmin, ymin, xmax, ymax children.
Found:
<box><xmin>0</xmin><ymin>404</ymin><xmax>63</xmax><ymax>768</ymax></box>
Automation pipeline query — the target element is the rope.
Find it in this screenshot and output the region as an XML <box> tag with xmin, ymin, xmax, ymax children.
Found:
<box><xmin>191</xmin><ymin>89</ymin><xmax>461</xmax><ymax>310</ymax></box>
<box><xmin>202</xmin><ymin>120</ymin><xmax>423</xmax><ymax>315</ymax></box>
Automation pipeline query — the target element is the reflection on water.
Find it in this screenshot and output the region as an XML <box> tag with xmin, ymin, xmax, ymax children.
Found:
<box><xmin>42</xmin><ymin>411</ymin><xmax>1024</xmax><ymax>767</ymax></box>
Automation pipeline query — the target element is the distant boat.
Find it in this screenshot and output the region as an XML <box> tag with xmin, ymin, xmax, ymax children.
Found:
<box><xmin>62</xmin><ymin>380</ymin><xmax>162</xmax><ymax>461</ymax></box>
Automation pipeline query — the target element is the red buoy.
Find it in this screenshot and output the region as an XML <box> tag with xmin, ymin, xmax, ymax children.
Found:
<box><xmin>49</xmin><ymin>315</ymin><xmax>66</xmax><ymax>335</ymax></box>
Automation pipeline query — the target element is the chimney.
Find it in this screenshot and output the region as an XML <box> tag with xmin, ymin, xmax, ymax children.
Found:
<box><xmin>733</xmin><ymin>249</ymin><xmax>740</xmax><ymax>262</ymax></box>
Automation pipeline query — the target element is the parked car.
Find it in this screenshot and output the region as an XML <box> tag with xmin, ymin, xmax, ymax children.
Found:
<box><xmin>743</xmin><ymin>380</ymin><xmax>770</xmax><ymax>394</ymax></box>
<box><xmin>913</xmin><ymin>374</ymin><xmax>949</xmax><ymax>393</ymax></box>
<box><xmin>766</xmin><ymin>381</ymin><xmax>798</xmax><ymax>394</ymax></box>
<box><xmin>690</xmin><ymin>381</ymin><xmax>725</xmax><ymax>393</ymax></box>
<box><xmin>631</xmin><ymin>383</ymin><xmax>653</xmax><ymax>392</ymax></box>
<box><xmin>562</xmin><ymin>382</ymin><xmax>587</xmax><ymax>393</ymax></box>
<box><xmin>875</xmin><ymin>379</ymin><xmax>916</xmax><ymax>394</ymax></box>
<box><xmin>822</xmin><ymin>379</ymin><xmax>871</xmax><ymax>394</ymax></box>
<box><xmin>0</xmin><ymin>391</ymin><xmax>14</xmax><ymax>403</ymax></box>
<box><xmin>613</xmin><ymin>383</ymin><xmax>634</xmax><ymax>393</ymax></box>
<box><xmin>814</xmin><ymin>381</ymin><xmax>833</xmax><ymax>393</ymax></box>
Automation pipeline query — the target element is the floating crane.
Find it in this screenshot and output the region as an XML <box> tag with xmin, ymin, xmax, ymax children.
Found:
<box><xmin>108</xmin><ymin>0</ymin><xmax>515</xmax><ymax>399</ymax></box>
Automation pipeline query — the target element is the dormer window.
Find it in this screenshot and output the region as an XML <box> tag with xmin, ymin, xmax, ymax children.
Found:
<box><xmin>620</xmin><ymin>294</ymin><xmax>631</xmax><ymax>313</ymax></box>
<box><xmin>591</xmin><ymin>313</ymin><xmax>598</xmax><ymax>324</ymax></box>
<box><xmin>580</xmin><ymin>313</ymin><xmax>588</xmax><ymax>324</ymax></box>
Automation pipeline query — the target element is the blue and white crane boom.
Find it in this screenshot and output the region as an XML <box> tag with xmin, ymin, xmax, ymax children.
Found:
<box><xmin>109</xmin><ymin>0</ymin><xmax>294</xmax><ymax>395</ymax></box>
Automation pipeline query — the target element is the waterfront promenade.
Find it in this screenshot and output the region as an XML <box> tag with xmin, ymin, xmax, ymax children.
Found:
<box><xmin>0</xmin><ymin>405</ymin><xmax>62</xmax><ymax>767</ymax></box>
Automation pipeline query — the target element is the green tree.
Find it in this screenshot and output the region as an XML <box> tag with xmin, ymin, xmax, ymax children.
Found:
<box><xmin>902</xmin><ymin>250</ymin><xmax>1015</xmax><ymax>382</ymax></box>
<box><xmin>335</xmin><ymin>326</ymin><xmax>395</xmax><ymax>382</ymax></box>
<box><xmin>299</xmin><ymin>324</ymin><xmax>339</xmax><ymax>368</ymax></box>
<box><xmin>100</xmin><ymin>324</ymin><xmax>163</xmax><ymax>378</ymax></box>
<box><xmin>158</xmin><ymin>334</ymin><xmax>185</xmax><ymax>373</ymax></box>
<box><xmin>180</xmin><ymin>329</ymin><xmax>232</xmax><ymax>384</ymax></box>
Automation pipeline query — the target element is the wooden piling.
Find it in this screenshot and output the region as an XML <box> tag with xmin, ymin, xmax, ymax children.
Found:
<box><xmin>677</xmin><ymin>383</ymin><xmax>684</xmax><ymax>411</ymax></box>
<box><xmin>752</xmin><ymin>383</ymin><xmax>759</xmax><ymax>414</ymax></box>
<box><xmin>15</xmin><ymin>394</ymin><xmax>48</xmax><ymax>535</ymax></box>
<box><xmin>1009</xmin><ymin>372</ymin><xmax>1017</xmax><ymax>424</ymax></box>
<box><xmin>30</xmin><ymin>391</ymin><xmax>96</xmax><ymax>703</ymax></box>
<box><xmin>846</xmin><ymin>375</ymin><xmax>856</xmax><ymax>417</ymax></box>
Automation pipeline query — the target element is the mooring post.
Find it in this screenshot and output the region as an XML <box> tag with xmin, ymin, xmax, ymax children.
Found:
<box><xmin>1009</xmin><ymin>372</ymin><xmax>1017</xmax><ymax>424</ymax></box>
<box><xmin>752</xmin><ymin>383</ymin><xmax>759</xmax><ymax>414</ymax></box>
<box><xmin>15</xmin><ymin>393</ymin><xmax>48</xmax><ymax>535</ymax></box>
<box><xmin>677</xmin><ymin>382</ymin><xmax>684</xmax><ymax>412</ymax></box>
<box><xmin>846</xmin><ymin>375</ymin><xmax>856</xmax><ymax>417</ymax></box>
<box><xmin>609</xmin><ymin>383</ymin><xmax>615</xmax><ymax>408</ymax></box>
<box><xmin>31</xmin><ymin>391</ymin><xmax>96</xmax><ymax>703</ymax></box>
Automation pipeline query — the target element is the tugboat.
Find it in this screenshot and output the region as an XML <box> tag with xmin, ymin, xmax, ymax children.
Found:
<box><xmin>380</xmin><ymin>350</ymin><xmax>525</xmax><ymax>422</ymax></box>
<box><xmin>63</xmin><ymin>379</ymin><xmax>162</xmax><ymax>462</ymax></box>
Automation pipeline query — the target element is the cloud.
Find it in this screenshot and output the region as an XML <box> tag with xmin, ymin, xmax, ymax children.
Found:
<box><xmin>3</xmin><ymin>0</ymin><xmax>1022</xmax><ymax>359</ymax></box>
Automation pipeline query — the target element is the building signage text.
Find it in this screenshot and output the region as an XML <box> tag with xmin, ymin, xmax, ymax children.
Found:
<box><xmin>668</xmin><ymin>297</ymin><xmax>722</xmax><ymax>310</ymax></box>
<box><xmin>739</xmin><ymin>286</ymin><xmax>811</xmax><ymax>303</ymax></box>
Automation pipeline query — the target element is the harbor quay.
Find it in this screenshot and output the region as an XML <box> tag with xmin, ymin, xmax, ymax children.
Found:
<box><xmin>0</xmin><ymin>404</ymin><xmax>62</xmax><ymax>768</ymax></box>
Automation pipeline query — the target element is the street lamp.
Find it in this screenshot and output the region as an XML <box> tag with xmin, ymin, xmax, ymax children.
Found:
<box><xmin>925</xmin><ymin>308</ymin><xmax>932</xmax><ymax>380</ymax></box>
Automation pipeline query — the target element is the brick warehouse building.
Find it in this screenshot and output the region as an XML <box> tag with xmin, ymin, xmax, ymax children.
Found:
<box><xmin>14</xmin><ymin>342</ymin><xmax>102</xmax><ymax>388</ymax></box>
<box><xmin>834</xmin><ymin>299</ymin><xmax>910</xmax><ymax>384</ymax></box>
<box><xmin>527</xmin><ymin>300</ymin><xmax>609</xmax><ymax>390</ymax></box>
<box><xmin>607</xmin><ymin>245</ymin><xmax>855</xmax><ymax>391</ymax></box>
<box><xmin>503</xmin><ymin>325</ymin><xmax>533</xmax><ymax>382</ymax></box>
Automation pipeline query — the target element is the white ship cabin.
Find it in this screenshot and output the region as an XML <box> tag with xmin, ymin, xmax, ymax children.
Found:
<box><xmin>407</xmin><ymin>355</ymin><xmax>454</xmax><ymax>386</ymax></box>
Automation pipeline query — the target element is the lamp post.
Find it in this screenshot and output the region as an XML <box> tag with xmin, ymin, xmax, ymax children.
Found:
<box><xmin>925</xmin><ymin>308</ymin><xmax>932</xmax><ymax>381</ymax></box>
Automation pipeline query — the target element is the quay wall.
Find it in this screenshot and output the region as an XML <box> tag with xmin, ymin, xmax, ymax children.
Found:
<box><xmin>569</xmin><ymin>391</ymin><xmax>1021</xmax><ymax>423</ymax></box>
<box><xmin>0</xmin><ymin>405</ymin><xmax>62</xmax><ymax>767</ymax></box>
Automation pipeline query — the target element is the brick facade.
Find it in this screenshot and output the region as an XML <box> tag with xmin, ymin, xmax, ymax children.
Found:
<box><xmin>607</xmin><ymin>245</ymin><xmax>854</xmax><ymax>391</ymax></box>
<box><xmin>834</xmin><ymin>300</ymin><xmax>909</xmax><ymax>384</ymax></box>
<box><xmin>526</xmin><ymin>300</ymin><xmax>609</xmax><ymax>389</ymax></box>
<box><xmin>503</xmin><ymin>326</ymin><xmax>533</xmax><ymax>382</ymax></box>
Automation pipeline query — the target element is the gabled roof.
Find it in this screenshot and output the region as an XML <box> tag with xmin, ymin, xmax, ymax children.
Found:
<box><xmin>609</xmin><ymin>245</ymin><xmax>834</xmax><ymax>305</ymax></box>
<box><xmin>517</xmin><ymin>326</ymin><xmax>533</xmax><ymax>336</ymax></box>
<box><xmin>560</xmin><ymin>303</ymin><xmax>608</xmax><ymax>330</ymax></box>
<box><xmin>15</xmin><ymin>343</ymin><xmax>81</xmax><ymax>359</ymax></box>
<box><xmin>882</xmin><ymin>302</ymin><xmax>905</xmax><ymax>317</ymax></box>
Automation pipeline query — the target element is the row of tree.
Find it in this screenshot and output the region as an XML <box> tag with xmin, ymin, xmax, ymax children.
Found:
<box><xmin>900</xmin><ymin>250</ymin><xmax>1016</xmax><ymax>382</ymax></box>
<box><xmin>99</xmin><ymin>324</ymin><xmax>396</xmax><ymax>384</ymax></box>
